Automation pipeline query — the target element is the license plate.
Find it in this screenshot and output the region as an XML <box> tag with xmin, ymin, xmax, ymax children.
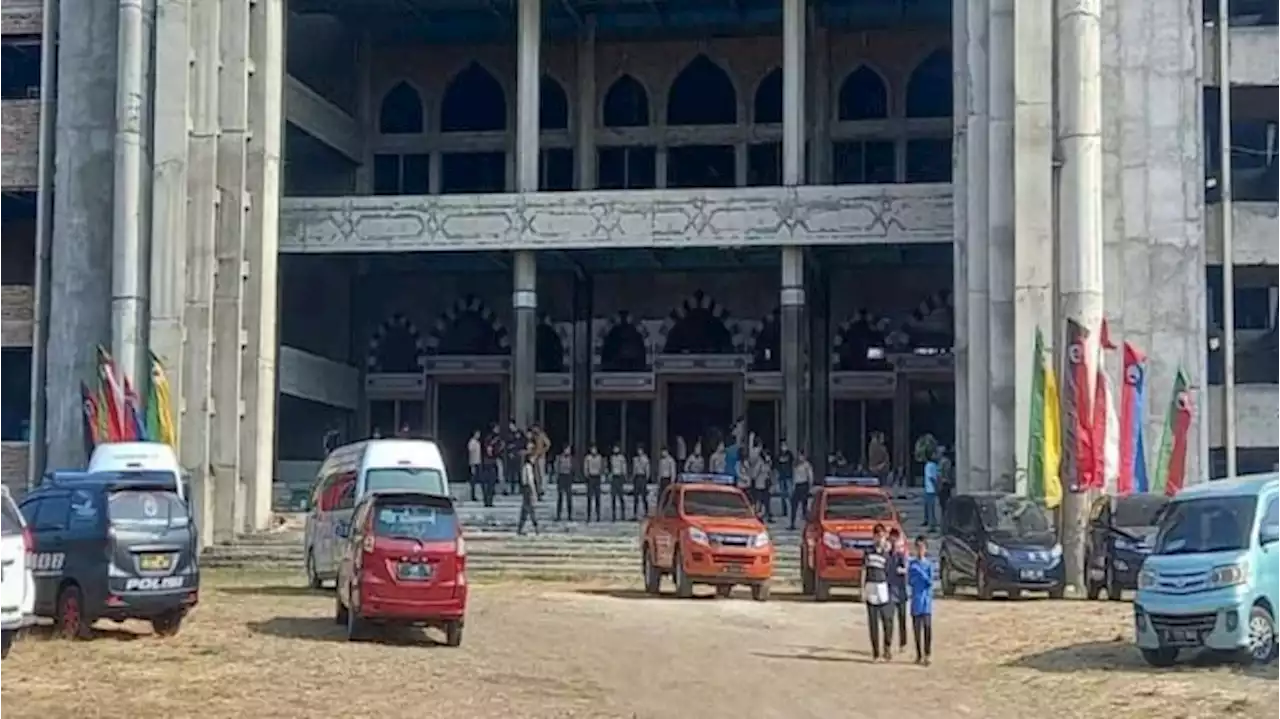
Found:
<box><xmin>1164</xmin><ymin>629</ymin><xmax>1199</xmax><ymax>645</ymax></box>
<box><xmin>720</xmin><ymin>564</ymin><xmax>744</xmax><ymax>575</ymax></box>
<box><xmin>1019</xmin><ymin>569</ymin><xmax>1044</xmax><ymax>581</ymax></box>
<box><xmin>397</xmin><ymin>562</ymin><xmax>433</xmax><ymax>580</ymax></box>
<box><xmin>138</xmin><ymin>553</ymin><xmax>172</xmax><ymax>572</ymax></box>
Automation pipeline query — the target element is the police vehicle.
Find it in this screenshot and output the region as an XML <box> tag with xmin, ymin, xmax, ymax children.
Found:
<box><xmin>20</xmin><ymin>470</ymin><xmax>199</xmax><ymax>638</ymax></box>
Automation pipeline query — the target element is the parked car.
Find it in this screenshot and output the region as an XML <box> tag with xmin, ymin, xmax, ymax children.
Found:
<box><xmin>800</xmin><ymin>479</ymin><xmax>903</xmax><ymax>601</ymax></box>
<box><xmin>335</xmin><ymin>491</ymin><xmax>467</xmax><ymax>645</ymax></box>
<box><xmin>1</xmin><ymin>486</ymin><xmax>35</xmax><ymax>658</ymax></box>
<box><xmin>939</xmin><ymin>492</ymin><xmax>1065</xmax><ymax>599</ymax></box>
<box><xmin>20</xmin><ymin>471</ymin><xmax>199</xmax><ymax>639</ymax></box>
<box><xmin>1086</xmin><ymin>493</ymin><xmax>1169</xmax><ymax>600</ymax></box>
<box><xmin>641</xmin><ymin>476</ymin><xmax>773</xmax><ymax>601</ymax></box>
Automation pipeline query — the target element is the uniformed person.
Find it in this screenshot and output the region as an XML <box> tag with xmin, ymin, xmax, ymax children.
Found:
<box><xmin>631</xmin><ymin>445</ymin><xmax>651</xmax><ymax>518</ymax></box>
<box><xmin>554</xmin><ymin>445</ymin><xmax>576</xmax><ymax>521</ymax></box>
<box><xmin>708</xmin><ymin>441</ymin><xmax>727</xmax><ymax>476</ymax></box>
<box><xmin>609</xmin><ymin>445</ymin><xmax>629</xmax><ymax>521</ymax></box>
<box><xmin>516</xmin><ymin>441</ymin><xmax>539</xmax><ymax>535</ymax></box>
<box><xmin>684</xmin><ymin>441</ymin><xmax>705</xmax><ymax>474</ymax></box>
<box><xmin>657</xmin><ymin>447</ymin><xmax>677</xmax><ymax>498</ymax></box>
<box><xmin>583</xmin><ymin>444</ymin><xmax>604</xmax><ymax>523</ymax></box>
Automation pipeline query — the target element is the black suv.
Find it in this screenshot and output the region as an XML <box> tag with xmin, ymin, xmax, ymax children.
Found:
<box><xmin>1085</xmin><ymin>493</ymin><xmax>1168</xmax><ymax>601</ymax></box>
<box><xmin>20</xmin><ymin>471</ymin><xmax>199</xmax><ymax>638</ymax></box>
<box><xmin>939</xmin><ymin>492</ymin><xmax>1066</xmax><ymax>599</ymax></box>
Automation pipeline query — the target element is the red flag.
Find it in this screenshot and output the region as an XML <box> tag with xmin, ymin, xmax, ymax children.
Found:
<box><xmin>1161</xmin><ymin>371</ymin><xmax>1195</xmax><ymax>497</ymax></box>
<box><xmin>80</xmin><ymin>382</ymin><xmax>102</xmax><ymax>453</ymax></box>
<box><xmin>121</xmin><ymin>374</ymin><xmax>147</xmax><ymax>441</ymax></box>
<box><xmin>96</xmin><ymin>346</ymin><xmax>128</xmax><ymax>442</ymax></box>
<box><xmin>1091</xmin><ymin>320</ymin><xmax>1119</xmax><ymax>491</ymax></box>
<box><xmin>1062</xmin><ymin>319</ymin><xmax>1095</xmax><ymax>492</ymax></box>
<box><xmin>1117</xmin><ymin>342</ymin><xmax>1151</xmax><ymax>495</ymax></box>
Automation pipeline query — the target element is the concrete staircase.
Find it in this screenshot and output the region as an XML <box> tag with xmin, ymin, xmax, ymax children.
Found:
<box><xmin>202</xmin><ymin>486</ymin><xmax>941</xmax><ymax>583</ymax></box>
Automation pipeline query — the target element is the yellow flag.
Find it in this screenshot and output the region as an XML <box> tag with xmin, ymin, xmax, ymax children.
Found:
<box><xmin>1042</xmin><ymin>359</ymin><xmax>1064</xmax><ymax>509</ymax></box>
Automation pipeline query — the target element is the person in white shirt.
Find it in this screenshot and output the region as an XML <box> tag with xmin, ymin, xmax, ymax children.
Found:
<box><xmin>466</xmin><ymin>430</ymin><xmax>482</xmax><ymax>502</ymax></box>
<box><xmin>862</xmin><ymin>525</ymin><xmax>895</xmax><ymax>661</ymax></box>
<box><xmin>709</xmin><ymin>442</ymin><xmax>727</xmax><ymax>475</ymax></box>
<box><xmin>631</xmin><ymin>445</ymin><xmax>652</xmax><ymax>518</ymax></box>
<box><xmin>657</xmin><ymin>447</ymin><xmax>677</xmax><ymax>498</ymax></box>
<box><xmin>684</xmin><ymin>442</ymin><xmax>705</xmax><ymax>474</ymax></box>
<box><xmin>516</xmin><ymin>442</ymin><xmax>540</xmax><ymax>535</ymax></box>
<box><xmin>583</xmin><ymin>445</ymin><xmax>604</xmax><ymax>523</ymax></box>
<box><xmin>788</xmin><ymin>451</ymin><xmax>813</xmax><ymax>530</ymax></box>
<box><xmin>609</xmin><ymin>445</ymin><xmax>629</xmax><ymax>521</ymax></box>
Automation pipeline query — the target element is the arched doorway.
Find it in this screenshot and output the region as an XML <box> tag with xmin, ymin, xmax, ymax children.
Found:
<box><xmin>830</xmin><ymin>310</ymin><xmax>895</xmax><ymax>471</ymax></box>
<box><xmin>657</xmin><ymin>292</ymin><xmax>741</xmax><ymax>458</ymax></box>
<box><xmin>365</xmin><ymin>314</ymin><xmax>428</xmax><ymax>439</ymax></box>
<box><xmin>592</xmin><ymin>312</ymin><xmax>653</xmax><ymax>455</ymax></box>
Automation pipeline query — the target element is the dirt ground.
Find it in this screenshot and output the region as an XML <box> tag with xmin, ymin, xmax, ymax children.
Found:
<box><xmin>1</xmin><ymin>571</ymin><xmax>1275</xmax><ymax>719</ymax></box>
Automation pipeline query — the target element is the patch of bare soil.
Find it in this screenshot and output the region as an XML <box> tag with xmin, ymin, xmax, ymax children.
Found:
<box><xmin>1</xmin><ymin>572</ymin><xmax>1274</xmax><ymax>719</ymax></box>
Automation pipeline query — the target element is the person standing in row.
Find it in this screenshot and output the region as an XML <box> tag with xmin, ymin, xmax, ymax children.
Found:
<box><xmin>743</xmin><ymin>454</ymin><xmax>772</xmax><ymax>522</ymax></box>
<box><xmin>609</xmin><ymin>445</ymin><xmax>629</xmax><ymax>522</ymax></box>
<box><xmin>774</xmin><ymin>440</ymin><xmax>794</xmax><ymax>519</ymax></box>
<box><xmin>516</xmin><ymin>441</ymin><xmax>539</xmax><ymax>535</ymax></box>
<box><xmin>554</xmin><ymin>445</ymin><xmax>576</xmax><ymax>522</ymax></box>
<box><xmin>657</xmin><ymin>447</ymin><xmax>677</xmax><ymax>498</ymax></box>
<box><xmin>481</xmin><ymin>424</ymin><xmax>503</xmax><ymax>507</ymax></box>
<box><xmin>887</xmin><ymin>527</ymin><xmax>910</xmax><ymax>654</ymax></box>
<box><xmin>788</xmin><ymin>450</ymin><xmax>812</xmax><ymax>530</ymax></box>
<box><xmin>862</xmin><ymin>524</ymin><xmax>895</xmax><ymax>661</ymax></box>
<box><xmin>922</xmin><ymin>451</ymin><xmax>940</xmax><ymax>530</ymax></box>
<box><xmin>684</xmin><ymin>441</ymin><xmax>705</xmax><ymax>474</ymax></box>
<box><xmin>583</xmin><ymin>444</ymin><xmax>604</xmax><ymax>523</ymax></box>
<box><xmin>631</xmin><ymin>445</ymin><xmax>651</xmax><ymax>518</ymax></box>
<box><xmin>709</xmin><ymin>442</ymin><xmax>727</xmax><ymax>475</ymax></box>
<box><xmin>467</xmin><ymin>429</ymin><xmax>483</xmax><ymax>502</ymax></box>
<box><xmin>908</xmin><ymin>535</ymin><xmax>935</xmax><ymax>665</ymax></box>
<box><xmin>530</xmin><ymin>423</ymin><xmax>551</xmax><ymax>500</ymax></box>
<box><xmin>504</xmin><ymin>419</ymin><xmax>526</xmax><ymax>496</ymax></box>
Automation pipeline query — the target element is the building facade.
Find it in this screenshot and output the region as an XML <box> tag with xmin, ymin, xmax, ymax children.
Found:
<box><xmin>1</xmin><ymin>0</ymin><xmax>1276</xmax><ymax>544</ymax></box>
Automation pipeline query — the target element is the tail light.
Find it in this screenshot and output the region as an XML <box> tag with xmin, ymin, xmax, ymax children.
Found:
<box><xmin>362</xmin><ymin>534</ymin><xmax>375</xmax><ymax>555</ymax></box>
<box><xmin>22</xmin><ymin>527</ymin><xmax>33</xmax><ymax>554</ymax></box>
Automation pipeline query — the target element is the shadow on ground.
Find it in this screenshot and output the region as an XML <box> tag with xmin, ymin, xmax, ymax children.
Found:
<box><xmin>218</xmin><ymin>584</ymin><xmax>326</xmax><ymax>598</ymax></box>
<box><xmin>571</xmin><ymin>587</ymin><xmax>863</xmax><ymax>603</ymax></box>
<box><xmin>752</xmin><ymin>645</ymin><xmax>876</xmax><ymax>664</ymax></box>
<box><xmin>246</xmin><ymin>616</ymin><xmax>447</xmax><ymax>647</ymax></box>
<box><xmin>1007</xmin><ymin>637</ymin><xmax>1278</xmax><ymax>679</ymax></box>
<box><xmin>25</xmin><ymin>622</ymin><xmax>147</xmax><ymax>642</ymax></box>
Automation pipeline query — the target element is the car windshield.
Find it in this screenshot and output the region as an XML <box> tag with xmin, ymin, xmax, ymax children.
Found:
<box><xmin>365</xmin><ymin>467</ymin><xmax>447</xmax><ymax>496</ymax></box>
<box><xmin>824</xmin><ymin>494</ymin><xmax>895</xmax><ymax>521</ymax></box>
<box><xmin>108</xmin><ymin>489</ymin><xmax>188</xmax><ymax>528</ymax></box>
<box><xmin>682</xmin><ymin>490</ymin><xmax>755</xmax><ymax>519</ymax></box>
<box><xmin>373</xmin><ymin>502</ymin><xmax>457</xmax><ymax>542</ymax></box>
<box><xmin>1153</xmin><ymin>495</ymin><xmax>1256</xmax><ymax>555</ymax></box>
<box><xmin>1113</xmin><ymin>495</ymin><xmax>1169</xmax><ymax>528</ymax></box>
<box><xmin>977</xmin><ymin>496</ymin><xmax>1051</xmax><ymax>535</ymax></box>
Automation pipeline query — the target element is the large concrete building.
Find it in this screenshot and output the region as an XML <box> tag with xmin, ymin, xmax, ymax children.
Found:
<box><xmin>1</xmin><ymin>0</ymin><xmax>1276</xmax><ymax>543</ymax></box>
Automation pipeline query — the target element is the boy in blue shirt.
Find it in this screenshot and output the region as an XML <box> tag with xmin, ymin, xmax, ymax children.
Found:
<box><xmin>908</xmin><ymin>535</ymin><xmax>935</xmax><ymax>665</ymax></box>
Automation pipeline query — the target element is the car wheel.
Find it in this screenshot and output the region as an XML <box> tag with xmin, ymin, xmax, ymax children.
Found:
<box><xmin>642</xmin><ymin>547</ymin><xmax>661</xmax><ymax>595</ymax></box>
<box><xmin>56</xmin><ymin>585</ymin><xmax>92</xmax><ymax>640</ymax></box>
<box><xmin>751</xmin><ymin>582</ymin><xmax>771</xmax><ymax>602</ymax></box>
<box><xmin>151</xmin><ymin>611</ymin><xmax>185</xmax><ymax>638</ymax></box>
<box><xmin>813</xmin><ymin>577</ymin><xmax>831</xmax><ymax>603</ymax></box>
<box><xmin>976</xmin><ymin>563</ymin><xmax>993</xmax><ymax>600</ymax></box>
<box><xmin>1246</xmin><ymin>604</ymin><xmax>1278</xmax><ymax>665</ymax></box>
<box><xmin>673</xmin><ymin>545</ymin><xmax>694</xmax><ymax>599</ymax></box>
<box><xmin>1008</xmin><ymin>588</ymin><xmax>1024</xmax><ymax>600</ymax></box>
<box><xmin>1</xmin><ymin>629</ymin><xmax>13</xmax><ymax>659</ymax></box>
<box><xmin>1105</xmin><ymin>562</ymin><xmax>1123</xmax><ymax>602</ymax></box>
<box><xmin>444</xmin><ymin>621</ymin><xmax>464</xmax><ymax>648</ymax></box>
<box><xmin>334</xmin><ymin>593</ymin><xmax>349</xmax><ymax>626</ymax></box>
<box><xmin>1048</xmin><ymin>586</ymin><xmax>1066</xmax><ymax>600</ymax></box>
<box><xmin>1140</xmin><ymin>647</ymin><xmax>1178</xmax><ymax>667</ymax></box>
<box><xmin>800</xmin><ymin>550</ymin><xmax>815</xmax><ymax>595</ymax></box>
<box><xmin>939</xmin><ymin>557</ymin><xmax>956</xmax><ymax>597</ymax></box>
<box><xmin>1085</xmin><ymin>554</ymin><xmax>1102</xmax><ymax>600</ymax></box>
<box><xmin>715</xmin><ymin>585</ymin><xmax>733</xmax><ymax>598</ymax></box>
<box><xmin>306</xmin><ymin>550</ymin><xmax>323</xmax><ymax>590</ymax></box>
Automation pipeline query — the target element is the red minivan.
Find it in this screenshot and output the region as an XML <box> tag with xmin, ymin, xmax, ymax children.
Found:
<box><xmin>334</xmin><ymin>491</ymin><xmax>467</xmax><ymax>645</ymax></box>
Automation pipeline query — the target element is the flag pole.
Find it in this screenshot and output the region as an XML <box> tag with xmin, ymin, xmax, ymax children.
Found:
<box><xmin>1215</xmin><ymin>0</ymin><xmax>1237</xmax><ymax>479</ymax></box>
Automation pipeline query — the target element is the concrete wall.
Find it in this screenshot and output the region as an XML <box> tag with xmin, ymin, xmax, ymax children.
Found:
<box><xmin>1206</xmin><ymin>202</ymin><xmax>1279</xmax><ymax>265</ymax></box>
<box><xmin>0</xmin><ymin>0</ymin><xmax>41</xmax><ymax>35</ymax></box>
<box><xmin>1203</xmin><ymin>25</ymin><xmax>1279</xmax><ymax>87</ymax></box>
<box><xmin>1</xmin><ymin>100</ymin><xmax>39</xmax><ymax>188</ymax></box>
<box><xmin>1206</xmin><ymin>384</ymin><xmax>1280</xmax><ymax>450</ymax></box>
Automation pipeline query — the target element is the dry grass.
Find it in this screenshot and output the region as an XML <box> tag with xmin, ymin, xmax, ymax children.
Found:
<box><xmin>1</xmin><ymin>570</ymin><xmax>1275</xmax><ymax>719</ymax></box>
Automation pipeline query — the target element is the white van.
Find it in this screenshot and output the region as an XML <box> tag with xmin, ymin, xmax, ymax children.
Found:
<box><xmin>87</xmin><ymin>442</ymin><xmax>185</xmax><ymax>501</ymax></box>
<box><xmin>304</xmin><ymin>440</ymin><xmax>450</xmax><ymax>588</ymax></box>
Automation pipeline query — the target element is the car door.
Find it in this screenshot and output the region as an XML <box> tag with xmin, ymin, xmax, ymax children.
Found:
<box><xmin>1258</xmin><ymin>492</ymin><xmax>1279</xmax><ymax>613</ymax></box>
<box><xmin>949</xmin><ymin>499</ymin><xmax>979</xmax><ymax>581</ymax></box>
<box><xmin>24</xmin><ymin>494</ymin><xmax>71</xmax><ymax>616</ymax></box>
<box><xmin>655</xmin><ymin>490</ymin><xmax>679</xmax><ymax>569</ymax></box>
<box><xmin>305</xmin><ymin>473</ymin><xmax>333</xmax><ymax>572</ymax></box>
<box><xmin>321</xmin><ymin>473</ymin><xmax>358</xmax><ymax>577</ymax></box>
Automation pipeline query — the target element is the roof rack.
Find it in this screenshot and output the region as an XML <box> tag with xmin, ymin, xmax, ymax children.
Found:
<box><xmin>676</xmin><ymin>473</ymin><xmax>738</xmax><ymax>486</ymax></box>
<box><xmin>822</xmin><ymin>475</ymin><xmax>881</xmax><ymax>488</ymax></box>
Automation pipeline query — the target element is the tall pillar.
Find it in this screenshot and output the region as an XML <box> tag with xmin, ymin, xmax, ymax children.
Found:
<box><xmin>46</xmin><ymin>0</ymin><xmax>117</xmax><ymax>471</ymax></box>
<box><xmin>987</xmin><ymin>0</ymin><xmax>1017</xmax><ymax>491</ymax></box>
<box><xmin>1012</xmin><ymin>0</ymin><xmax>1055</xmax><ymax>495</ymax></box>
<box><xmin>240</xmin><ymin>0</ymin><xmax>284</xmax><ymax>532</ymax></box>
<box><xmin>575</xmin><ymin>17</ymin><xmax>596</xmax><ymax>190</ymax></box>
<box><xmin>512</xmin><ymin>0</ymin><xmax>541</xmax><ymax>430</ymax></box>
<box><xmin>571</xmin><ymin>274</ymin><xmax>594</xmax><ymax>460</ymax></box>
<box><xmin>1100</xmin><ymin>0</ymin><xmax>1207</xmax><ymax>484</ymax></box>
<box><xmin>950</xmin><ymin>0</ymin><xmax>969</xmax><ymax>481</ymax></box>
<box><xmin>807</xmin><ymin>8</ymin><xmax>830</xmax><ymax>185</ymax></box>
<box><xmin>781</xmin><ymin>0</ymin><xmax>807</xmax><ymax>450</ymax></box>
<box><xmin>111</xmin><ymin>0</ymin><xmax>149</xmax><ymax>385</ymax></box>
<box><xmin>183</xmin><ymin>0</ymin><xmax>220</xmax><ymax>548</ymax></box>
<box><xmin>149</xmin><ymin>0</ymin><xmax>192</xmax><ymax>451</ymax></box>
<box><xmin>211</xmin><ymin>0</ymin><xmax>251</xmax><ymax>542</ymax></box>
<box><xmin>965</xmin><ymin>0</ymin><xmax>992</xmax><ymax>492</ymax></box>
<box><xmin>807</xmin><ymin>263</ymin><xmax>830</xmax><ymax>475</ymax></box>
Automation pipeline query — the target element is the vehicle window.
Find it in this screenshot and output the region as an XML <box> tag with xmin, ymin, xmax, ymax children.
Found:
<box><xmin>32</xmin><ymin>495</ymin><xmax>70</xmax><ymax>531</ymax></box>
<box><xmin>2</xmin><ymin>497</ymin><xmax>23</xmax><ymax>535</ymax></box>
<box><xmin>945</xmin><ymin>499</ymin><xmax>971</xmax><ymax>533</ymax></box>
<box><xmin>334</xmin><ymin>474</ymin><xmax>357</xmax><ymax>511</ymax></box>
<box><xmin>68</xmin><ymin>489</ymin><xmax>101</xmax><ymax>529</ymax></box>
<box><xmin>108</xmin><ymin>490</ymin><xmax>187</xmax><ymax>528</ymax></box>
<box><xmin>310</xmin><ymin>473</ymin><xmax>332</xmax><ymax>510</ymax></box>
<box><xmin>681</xmin><ymin>490</ymin><xmax>754</xmax><ymax>519</ymax></box>
<box><xmin>976</xmin><ymin>496</ymin><xmax>1052</xmax><ymax>535</ymax></box>
<box><xmin>1263</xmin><ymin>496</ymin><xmax>1278</xmax><ymax>533</ymax></box>
<box><xmin>1153</xmin><ymin>495</ymin><xmax>1257</xmax><ymax>555</ymax></box>
<box><xmin>824</xmin><ymin>494</ymin><xmax>895</xmax><ymax>521</ymax></box>
<box><xmin>364</xmin><ymin>467</ymin><xmax>447</xmax><ymax>497</ymax></box>
<box><xmin>317</xmin><ymin>471</ymin><xmax>355</xmax><ymax>512</ymax></box>
<box><xmin>373</xmin><ymin>503</ymin><xmax>457</xmax><ymax>542</ymax></box>
<box><xmin>1113</xmin><ymin>495</ymin><xmax>1169</xmax><ymax>528</ymax></box>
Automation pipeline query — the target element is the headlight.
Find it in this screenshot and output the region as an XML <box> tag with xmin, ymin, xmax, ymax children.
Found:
<box><xmin>1049</xmin><ymin>543</ymin><xmax>1063</xmax><ymax>559</ymax></box>
<box><xmin>822</xmin><ymin>532</ymin><xmax>841</xmax><ymax>550</ymax></box>
<box><xmin>753</xmin><ymin>531</ymin><xmax>771</xmax><ymax>548</ymax></box>
<box><xmin>1209</xmin><ymin>562</ymin><xmax>1248</xmax><ymax>588</ymax></box>
<box><xmin>1137</xmin><ymin>569</ymin><xmax>1157</xmax><ymax>590</ymax></box>
<box><xmin>687</xmin><ymin>527</ymin><xmax>709</xmax><ymax>545</ymax></box>
<box><xmin>985</xmin><ymin>541</ymin><xmax>1008</xmax><ymax>557</ymax></box>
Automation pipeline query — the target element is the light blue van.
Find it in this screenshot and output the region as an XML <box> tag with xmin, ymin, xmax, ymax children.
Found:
<box><xmin>1133</xmin><ymin>473</ymin><xmax>1279</xmax><ymax>666</ymax></box>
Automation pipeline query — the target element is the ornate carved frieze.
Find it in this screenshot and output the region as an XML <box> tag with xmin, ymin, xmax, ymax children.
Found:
<box><xmin>279</xmin><ymin>184</ymin><xmax>954</xmax><ymax>253</ymax></box>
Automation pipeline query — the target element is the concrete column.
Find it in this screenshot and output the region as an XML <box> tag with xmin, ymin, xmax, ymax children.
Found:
<box><xmin>110</xmin><ymin>0</ymin><xmax>148</xmax><ymax>385</ymax></box>
<box><xmin>571</xmin><ymin>274</ymin><xmax>594</xmax><ymax>461</ymax></box>
<box><xmin>1012</xmin><ymin>0</ymin><xmax>1055</xmax><ymax>495</ymax></box>
<box><xmin>807</xmin><ymin>263</ymin><xmax>830</xmax><ymax>474</ymax></box>
<box><xmin>781</xmin><ymin>249</ymin><xmax>806</xmax><ymax>449</ymax></box>
<box><xmin>965</xmin><ymin>0</ymin><xmax>992</xmax><ymax>492</ymax></box>
<box><xmin>148</xmin><ymin>0</ymin><xmax>192</xmax><ymax>440</ymax></box>
<box><xmin>354</xmin><ymin>28</ymin><xmax>374</xmax><ymax>194</ymax></box>
<box><xmin>782</xmin><ymin>0</ymin><xmax>805</xmax><ymax>186</ymax></box>
<box><xmin>950</xmin><ymin>0</ymin><xmax>969</xmax><ymax>480</ymax></box>
<box><xmin>808</xmin><ymin>12</ymin><xmax>831</xmax><ymax>185</ymax></box>
<box><xmin>182</xmin><ymin>0</ymin><xmax>220</xmax><ymax>548</ymax></box>
<box><xmin>987</xmin><ymin>0</ymin><xmax>1017</xmax><ymax>491</ymax></box>
<box><xmin>512</xmin><ymin>0</ymin><xmax>541</xmax><ymax>430</ymax></box>
<box><xmin>47</xmin><ymin>0</ymin><xmax>117</xmax><ymax>471</ymax></box>
<box><xmin>239</xmin><ymin>0</ymin><xmax>284</xmax><ymax>532</ymax></box>
<box><xmin>1100</xmin><ymin>0</ymin><xmax>1208</xmax><ymax>485</ymax></box>
<box><xmin>575</xmin><ymin>17</ymin><xmax>596</xmax><ymax>191</ymax></box>
<box><xmin>211</xmin><ymin>0</ymin><xmax>251</xmax><ymax>542</ymax></box>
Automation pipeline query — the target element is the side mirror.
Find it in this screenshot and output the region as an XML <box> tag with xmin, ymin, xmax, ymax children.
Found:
<box><xmin>1260</xmin><ymin>525</ymin><xmax>1280</xmax><ymax>546</ymax></box>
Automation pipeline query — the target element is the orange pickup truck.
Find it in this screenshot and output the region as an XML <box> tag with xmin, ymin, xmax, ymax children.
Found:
<box><xmin>641</xmin><ymin>478</ymin><xmax>774</xmax><ymax>601</ymax></box>
<box><xmin>800</xmin><ymin>482</ymin><xmax>903</xmax><ymax>601</ymax></box>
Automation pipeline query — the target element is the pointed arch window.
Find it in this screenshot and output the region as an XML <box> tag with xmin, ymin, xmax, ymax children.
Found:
<box><xmin>837</xmin><ymin>66</ymin><xmax>889</xmax><ymax>121</ymax></box>
<box><xmin>904</xmin><ymin>50</ymin><xmax>952</xmax><ymax>119</ymax></box>
<box><xmin>379</xmin><ymin>82</ymin><xmax>425</xmax><ymax>134</ymax></box>
<box><xmin>598</xmin><ymin>75</ymin><xmax>656</xmax><ymax>190</ymax></box>
<box><xmin>439</xmin><ymin>63</ymin><xmax>507</xmax><ymax>193</ymax></box>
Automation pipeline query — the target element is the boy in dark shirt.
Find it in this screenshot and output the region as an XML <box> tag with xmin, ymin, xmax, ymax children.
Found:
<box><xmin>887</xmin><ymin>528</ymin><xmax>909</xmax><ymax>651</ymax></box>
<box><xmin>862</xmin><ymin>524</ymin><xmax>894</xmax><ymax>661</ymax></box>
<box><xmin>908</xmin><ymin>535</ymin><xmax>935</xmax><ymax>665</ymax></box>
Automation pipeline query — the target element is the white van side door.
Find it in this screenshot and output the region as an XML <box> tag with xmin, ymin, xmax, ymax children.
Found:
<box><xmin>318</xmin><ymin>472</ymin><xmax>358</xmax><ymax>577</ymax></box>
